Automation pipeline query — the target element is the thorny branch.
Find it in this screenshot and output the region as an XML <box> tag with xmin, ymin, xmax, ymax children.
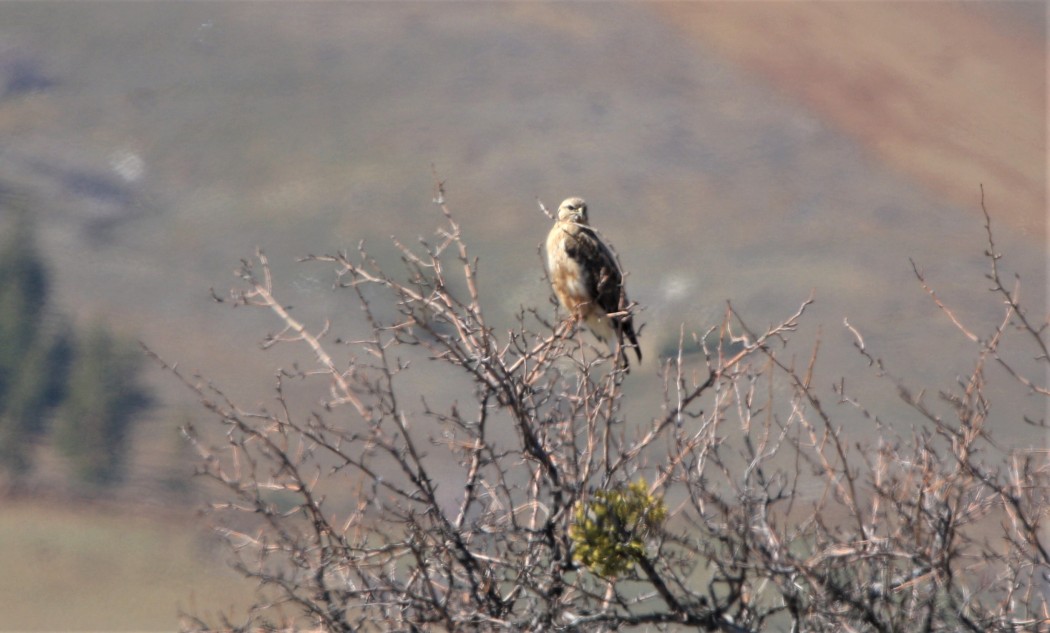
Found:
<box><xmin>163</xmin><ymin>189</ymin><xmax>1049</xmax><ymax>633</ymax></box>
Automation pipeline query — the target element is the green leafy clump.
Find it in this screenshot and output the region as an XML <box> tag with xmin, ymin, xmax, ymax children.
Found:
<box><xmin>569</xmin><ymin>478</ymin><xmax>668</xmax><ymax>577</ymax></box>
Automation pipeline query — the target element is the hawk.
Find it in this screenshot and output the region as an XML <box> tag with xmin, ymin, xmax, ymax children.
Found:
<box><xmin>546</xmin><ymin>197</ymin><xmax>641</xmax><ymax>367</ymax></box>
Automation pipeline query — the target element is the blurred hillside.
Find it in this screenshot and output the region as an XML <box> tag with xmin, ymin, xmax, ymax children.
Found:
<box><xmin>0</xmin><ymin>2</ymin><xmax>1040</xmax><ymax>392</ymax></box>
<box><xmin>0</xmin><ymin>2</ymin><xmax>1044</xmax><ymax>628</ymax></box>
<box><xmin>659</xmin><ymin>2</ymin><xmax>1045</xmax><ymax>238</ymax></box>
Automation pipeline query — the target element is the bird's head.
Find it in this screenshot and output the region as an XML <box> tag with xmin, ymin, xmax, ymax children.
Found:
<box><xmin>557</xmin><ymin>197</ymin><xmax>588</xmax><ymax>224</ymax></box>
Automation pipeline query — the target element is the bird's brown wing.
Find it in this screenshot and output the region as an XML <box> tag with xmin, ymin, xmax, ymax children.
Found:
<box><xmin>567</xmin><ymin>226</ymin><xmax>642</xmax><ymax>362</ymax></box>
<box><xmin>573</xmin><ymin>227</ymin><xmax>624</xmax><ymax>314</ymax></box>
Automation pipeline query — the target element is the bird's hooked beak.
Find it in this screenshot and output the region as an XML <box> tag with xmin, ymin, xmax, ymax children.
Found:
<box><xmin>557</xmin><ymin>198</ymin><xmax>588</xmax><ymax>224</ymax></box>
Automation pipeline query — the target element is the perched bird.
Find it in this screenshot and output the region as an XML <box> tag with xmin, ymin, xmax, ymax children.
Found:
<box><xmin>546</xmin><ymin>197</ymin><xmax>641</xmax><ymax>367</ymax></box>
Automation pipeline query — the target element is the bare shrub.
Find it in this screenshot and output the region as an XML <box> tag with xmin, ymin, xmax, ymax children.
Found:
<box><xmin>155</xmin><ymin>185</ymin><xmax>1049</xmax><ymax>632</ymax></box>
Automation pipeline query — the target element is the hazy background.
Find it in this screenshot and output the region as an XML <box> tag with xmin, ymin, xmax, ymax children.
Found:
<box><xmin>0</xmin><ymin>2</ymin><xmax>1044</xmax><ymax>628</ymax></box>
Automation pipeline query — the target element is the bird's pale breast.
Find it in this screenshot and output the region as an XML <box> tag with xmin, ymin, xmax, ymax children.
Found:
<box><xmin>547</xmin><ymin>223</ymin><xmax>594</xmax><ymax>317</ymax></box>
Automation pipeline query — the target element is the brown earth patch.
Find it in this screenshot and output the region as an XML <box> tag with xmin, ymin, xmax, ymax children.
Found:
<box><xmin>654</xmin><ymin>2</ymin><xmax>1046</xmax><ymax>238</ymax></box>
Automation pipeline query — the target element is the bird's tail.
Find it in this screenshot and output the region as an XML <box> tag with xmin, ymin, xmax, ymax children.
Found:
<box><xmin>611</xmin><ymin>317</ymin><xmax>642</xmax><ymax>370</ymax></box>
<box><xmin>587</xmin><ymin>311</ymin><xmax>641</xmax><ymax>368</ymax></box>
<box><xmin>621</xmin><ymin>325</ymin><xmax>638</xmax><ymax>363</ymax></box>
<box><xmin>622</xmin><ymin>318</ymin><xmax>642</xmax><ymax>364</ymax></box>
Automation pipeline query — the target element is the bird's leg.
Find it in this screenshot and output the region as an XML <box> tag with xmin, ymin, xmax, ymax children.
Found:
<box><xmin>565</xmin><ymin>309</ymin><xmax>584</xmax><ymax>334</ymax></box>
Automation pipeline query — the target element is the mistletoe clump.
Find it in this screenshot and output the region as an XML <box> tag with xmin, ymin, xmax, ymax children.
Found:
<box><xmin>569</xmin><ymin>478</ymin><xmax>668</xmax><ymax>577</ymax></box>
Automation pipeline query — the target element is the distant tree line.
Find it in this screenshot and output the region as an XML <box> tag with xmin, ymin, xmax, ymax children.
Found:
<box><xmin>0</xmin><ymin>199</ymin><xmax>150</xmax><ymax>490</ymax></box>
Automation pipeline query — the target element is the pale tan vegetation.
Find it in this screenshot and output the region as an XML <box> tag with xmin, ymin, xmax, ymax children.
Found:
<box><xmin>158</xmin><ymin>185</ymin><xmax>1048</xmax><ymax>632</ymax></box>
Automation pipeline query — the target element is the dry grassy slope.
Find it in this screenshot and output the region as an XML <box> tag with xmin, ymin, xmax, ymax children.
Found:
<box><xmin>654</xmin><ymin>2</ymin><xmax>1046</xmax><ymax>238</ymax></box>
<box><xmin>0</xmin><ymin>499</ymin><xmax>254</xmax><ymax>629</ymax></box>
<box><xmin>0</xmin><ymin>1</ymin><xmax>1039</xmax><ymax>480</ymax></box>
<box><xmin>0</xmin><ymin>2</ymin><xmax>1039</xmax><ymax>476</ymax></box>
